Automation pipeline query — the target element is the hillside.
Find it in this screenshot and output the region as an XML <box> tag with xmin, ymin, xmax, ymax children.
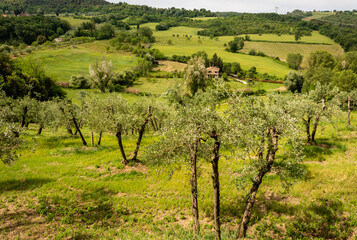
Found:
<box><xmin>0</xmin><ymin>0</ymin><xmax>108</xmax><ymax>6</ymax></box>
<box><xmin>0</xmin><ymin>0</ymin><xmax>109</xmax><ymax>13</ymax></box>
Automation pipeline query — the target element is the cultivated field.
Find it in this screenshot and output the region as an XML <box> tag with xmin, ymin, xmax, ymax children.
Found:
<box><xmin>150</xmin><ymin>26</ymin><xmax>291</xmax><ymax>78</ymax></box>
<box><xmin>240</xmin><ymin>31</ymin><xmax>337</xmax><ymax>45</ymax></box>
<box><xmin>241</xmin><ymin>41</ymin><xmax>344</xmax><ymax>67</ymax></box>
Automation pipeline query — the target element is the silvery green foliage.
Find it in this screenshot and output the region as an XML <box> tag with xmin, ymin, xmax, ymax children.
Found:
<box><xmin>103</xmin><ymin>94</ymin><xmax>131</xmax><ymax>133</ymax></box>
<box><xmin>145</xmin><ymin>91</ymin><xmax>224</xmax><ymax>165</ymax></box>
<box><xmin>89</xmin><ymin>57</ymin><xmax>115</xmax><ymax>93</ymax></box>
<box><xmin>184</xmin><ymin>57</ymin><xmax>208</xmax><ymax>96</ymax></box>
<box><xmin>82</xmin><ymin>96</ymin><xmax>111</xmax><ymax>135</ymax></box>
<box><xmin>227</xmin><ymin>94</ymin><xmax>306</xmax><ymax>192</ymax></box>
<box><xmin>0</xmin><ymin>119</ymin><xmax>22</xmax><ymax>165</ymax></box>
<box><xmin>307</xmin><ymin>82</ymin><xmax>342</xmax><ymax>125</ymax></box>
<box><xmin>0</xmin><ymin>93</ymin><xmax>22</xmax><ymax>165</ymax></box>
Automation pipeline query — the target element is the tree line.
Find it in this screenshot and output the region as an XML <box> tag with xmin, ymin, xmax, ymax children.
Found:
<box><xmin>0</xmin><ymin>14</ymin><xmax>71</xmax><ymax>45</ymax></box>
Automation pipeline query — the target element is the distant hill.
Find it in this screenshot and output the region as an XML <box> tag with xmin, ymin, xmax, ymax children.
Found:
<box><xmin>0</xmin><ymin>0</ymin><xmax>109</xmax><ymax>13</ymax></box>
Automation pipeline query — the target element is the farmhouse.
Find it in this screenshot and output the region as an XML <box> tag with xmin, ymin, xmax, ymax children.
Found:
<box><xmin>54</xmin><ymin>38</ymin><xmax>63</xmax><ymax>43</ymax></box>
<box><xmin>206</xmin><ymin>66</ymin><xmax>220</xmax><ymax>78</ymax></box>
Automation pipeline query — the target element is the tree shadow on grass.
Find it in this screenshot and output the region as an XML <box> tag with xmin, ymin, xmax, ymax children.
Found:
<box><xmin>0</xmin><ymin>178</ymin><xmax>53</xmax><ymax>194</ymax></box>
<box><xmin>303</xmin><ymin>137</ymin><xmax>347</xmax><ymax>161</ymax></box>
<box><xmin>226</xmin><ymin>193</ymin><xmax>352</xmax><ymax>239</ymax></box>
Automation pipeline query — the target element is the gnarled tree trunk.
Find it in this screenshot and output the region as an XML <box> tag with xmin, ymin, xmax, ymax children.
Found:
<box><xmin>237</xmin><ymin>127</ymin><xmax>278</xmax><ymax>239</ymax></box>
<box><xmin>61</xmin><ymin>107</ymin><xmax>87</xmax><ymax>146</ymax></box>
<box><xmin>189</xmin><ymin>138</ymin><xmax>200</xmax><ymax>236</ymax></box>
<box><xmin>131</xmin><ymin>107</ymin><xmax>152</xmax><ymax>161</ymax></box>
<box><xmin>311</xmin><ymin>98</ymin><xmax>326</xmax><ymax>143</ymax></box>
<box><xmin>97</xmin><ymin>131</ymin><xmax>102</xmax><ymax>146</ymax></box>
<box><xmin>210</xmin><ymin>131</ymin><xmax>221</xmax><ymax>240</ymax></box>
<box><xmin>37</xmin><ymin>125</ymin><xmax>43</xmax><ymax>135</ymax></box>
<box><xmin>116</xmin><ymin>128</ymin><xmax>128</xmax><ymax>165</ymax></box>
<box><xmin>72</xmin><ymin>114</ymin><xmax>87</xmax><ymax>146</ymax></box>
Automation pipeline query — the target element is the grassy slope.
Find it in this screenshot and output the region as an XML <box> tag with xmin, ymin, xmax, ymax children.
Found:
<box><xmin>303</xmin><ymin>11</ymin><xmax>335</xmax><ymax>21</ymax></box>
<box><xmin>59</xmin><ymin>16</ymin><xmax>88</xmax><ymax>28</ymax></box>
<box><xmin>0</xmin><ymin>110</ymin><xmax>356</xmax><ymax>239</ymax></box>
<box><xmin>240</xmin><ymin>31</ymin><xmax>336</xmax><ymax>45</ymax></box>
<box><xmin>241</xmin><ymin>41</ymin><xmax>343</xmax><ymax>67</ymax></box>
<box><xmin>149</xmin><ymin>26</ymin><xmax>291</xmax><ymax>78</ymax></box>
<box><xmin>21</xmin><ymin>41</ymin><xmax>137</xmax><ymax>82</ymax></box>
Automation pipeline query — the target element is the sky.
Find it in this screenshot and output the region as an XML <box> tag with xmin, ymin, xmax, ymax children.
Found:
<box><xmin>107</xmin><ymin>0</ymin><xmax>356</xmax><ymax>13</ymax></box>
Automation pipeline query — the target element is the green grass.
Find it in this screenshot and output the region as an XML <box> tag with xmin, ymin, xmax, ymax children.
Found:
<box><xmin>240</xmin><ymin>31</ymin><xmax>337</xmax><ymax>45</ymax></box>
<box><xmin>59</xmin><ymin>16</ymin><xmax>88</xmax><ymax>28</ymax></box>
<box><xmin>152</xmin><ymin>27</ymin><xmax>291</xmax><ymax>78</ymax></box>
<box><xmin>241</xmin><ymin>41</ymin><xmax>344</xmax><ymax>67</ymax></box>
<box><xmin>0</xmin><ymin>110</ymin><xmax>356</xmax><ymax>239</ymax></box>
<box><xmin>21</xmin><ymin>41</ymin><xmax>138</xmax><ymax>82</ymax></box>
<box><xmin>132</xmin><ymin>77</ymin><xmax>177</xmax><ymax>95</ymax></box>
<box><xmin>191</xmin><ymin>17</ymin><xmax>219</xmax><ymax>21</ymax></box>
<box><xmin>228</xmin><ymin>80</ymin><xmax>284</xmax><ymax>92</ymax></box>
<box><xmin>303</xmin><ymin>12</ymin><xmax>336</xmax><ymax>21</ymax></box>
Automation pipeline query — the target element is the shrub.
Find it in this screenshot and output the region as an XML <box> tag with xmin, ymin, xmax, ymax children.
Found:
<box><xmin>69</xmin><ymin>75</ymin><xmax>90</xmax><ymax>89</ymax></box>
<box><xmin>248</xmin><ymin>49</ymin><xmax>257</xmax><ymax>55</ymax></box>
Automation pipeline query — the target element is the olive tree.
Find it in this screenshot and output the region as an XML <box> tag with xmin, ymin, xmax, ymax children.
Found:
<box><xmin>227</xmin><ymin>95</ymin><xmax>306</xmax><ymax>238</ymax></box>
<box><xmin>57</xmin><ymin>99</ymin><xmax>87</xmax><ymax>146</ymax></box>
<box><xmin>333</xmin><ymin>70</ymin><xmax>357</xmax><ymax>126</ymax></box>
<box><xmin>0</xmin><ymin>116</ymin><xmax>22</xmax><ymax>165</ymax></box>
<box><xmin>184</xmin><ymin>57</ymin><xmax>208</xmax><ymax>96</ymax></box>
<box><xmin>83</xmin><ymin>96</ymin><xmax>111</xmax><ymax>146</ymax></box>
<box><xmin>89</xmin><ymin>57</ymin><xmax>115</xmax><ymax>93</ymax></box>
<box><xmin>146</xmin><ymin>91</ymin><xmax>225</xmax><ymax>239</ymax></box>
<box><xmin>0</xmin><ymin>93</ymin><xmax>22</xmax><ymax>165</ymax></box>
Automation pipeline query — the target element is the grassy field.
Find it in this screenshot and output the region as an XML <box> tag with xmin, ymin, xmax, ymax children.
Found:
<box><xmin>151</xmin><ymin>26</ymin><xmax>291</xmax><ymax>78</ymax></box>
<box><xmin>21</xmin><ymin>41</ymin><xmax>138</xmax><ymax>82</ymax></box>
<box><xmin>191</xmin><ymin>17</ymin><xmax>219</xmax><ymax>21</ymax></box>
<box><xmin>241</xmin><ymin>41</ymin><xmax>344</xmax><ymax>67</ymax></box>
<box><xmin>59</xmin><ymin>16</ymin><xmax>89</xmax><ymax>28</ymax></box>
<box><xmin>303</xmin><ymin>12</ymin><xmax>335</xmax><ymax>21</ymax></box>
<box><xmin>0</xmin><ymin>107</ymin><xmax>356</xmax><ymax>239</ymax></box>
<box><xmin>239</xmin><ymin>31</ymin><xmax>337</xmax><ymax>45</ymax></box>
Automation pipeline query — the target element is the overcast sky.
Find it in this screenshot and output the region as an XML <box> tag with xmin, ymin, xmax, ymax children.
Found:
<box><xmin>107</xmin><ymin>0</ymin><xmax>356</xmax><ymax>13</ymax></box>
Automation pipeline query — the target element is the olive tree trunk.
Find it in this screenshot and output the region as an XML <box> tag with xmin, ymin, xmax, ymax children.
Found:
<box><xmin>189</xmin><ymin>138</ymin><xmax>200</xmax><ymax>236</ymax></box>
<box><xmin>303</xmin><ymin>117</ymin><xmax>312</xmax><ymax>144</ymax></box>
<box><xmin>37</xmin><ymin>125</ymin><xmax>43</xmax><ymax>135</ymax></box>
<box><xmin>311</xmin><ymin>99</ymin><xmax>326</xmax><ymax>143</ymax></box>
<box><xmin>347</xmin><ymin>95</ymin><xmax>351</xmax><ymax>126</ymax></box>
<box><xmin>131</xmin><ymin>107</ymin><xmax>152</xmax><ymax>161</ymax></box>
<box><xmin>97</xmin><ymin>131</ymin><xmax>102</xmax><ymax>146</ymax></box>
<box><xmin>210</xmin><ymin>131</ymin><xmax>221</xmax><ymax>240</ymax></box>
<box><xmin>237</xmin><ymin>127</ymin><xmax>278</xmax><ymax>239</ymax></box>
<box><xmin>115</xmin><ymin>128</ymin><xmax>128</xmax><ymax>165</ymax></box>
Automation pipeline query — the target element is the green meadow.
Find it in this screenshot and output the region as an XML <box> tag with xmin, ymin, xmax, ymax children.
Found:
<box><xmin>22</xmin><ymin>41</ymin><xmax>137</xmax><ymax>82</ymax></box>
<box><xmin>241</xmin><ymin>41</ymin><xmax>344</xmax><ymax>67</ymax></box>
<box><xmin>240</xmin><ymin>31</ymin><xmax>337</xmax><ymax>45</ymax></box>
<box><xmin>303</xmin><ymin>11</ymin><xmax>336</xmax><ymax>21</ymax></box>
<box><xmin>59</xmin><ymin>16</ymin><xmax>89</xmax><ymax>28</ymax></box>
<box><xmin>151</xmin><ymin>26</ymin><xmax>291</xmax><ymax>78</ymax></box>
<box><xmin>191</xmin><ymin>17</ymin><xmax>219</xmax><ymax>21</ymax></box>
